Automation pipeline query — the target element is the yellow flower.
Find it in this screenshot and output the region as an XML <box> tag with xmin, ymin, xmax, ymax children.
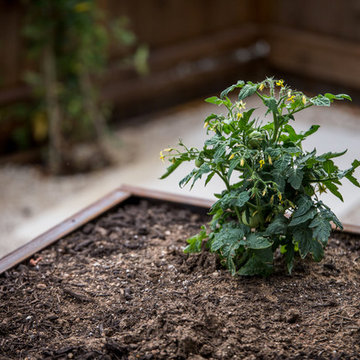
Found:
<box><xmin>259</xmin><ymin>159</ymin><xmax>265</xmax><ymax>168</ymax></box>
<box><xmin>276</xmin><ymin>79</ymin><xmax>284</xmax><ymax>87</ymax></box>
<box><xmin>159</xmin><ymin>151</ymin><xmax>165</xmax><ymax>162</ymax></box>
<box><xmin>74</xmin><ymin>1</ymin><xmax>91</xmax><ymax>12</ymax></box>
<box><xmin>163</xmin><ymin>148</ymin><xmax>172</xmax><ymax>152</ymax></box>
<box><xmin>240</xmin><ymin>158</ymin><xmax>245</xmax><ymax>167</ymax></box>
<box><xmin>237</xmin><ymin>112</ymin><xmax>243</xmax><ymax>120</ymax></box>
<box><xmin>229</xmin><ymin>153</ymin><xmax>235</xmax><ymax>160</ymax></box>
<box><xmin>262</xmin><ymin>188</ymin><xmax>267</xmax><ymax>196</ymax></box>
<box><xmin>302</xmin><ymin>95</ymin><xmax>307</xmax><ymax>105</ymax></box>
<box><xmin>204</xmin><ymin>122</ymin><xmax>209</xmax><ymax>128</ymax></box>
<box><xmin>236</xmin><ymin>100</ymin><xmax>246</xmax><ymax>110</ymax></box>
<box><xmin>287</xmin><ymin>95</ymin><xmax>295</xmax><ymax>102</ymax></box>
<box><xmin>259</xmin><ymin>83</ymin><xmax>265</xmax><ymax>91</ymax></box>
<box><xmin>278</xmin><ymin>193</ymin><xmax>282</xmax><ymax>201</ymax></box>
<box><xmin>268</xmin><ymin>155</ymin><xmax>272</xmax><ymax>165</ymax></box>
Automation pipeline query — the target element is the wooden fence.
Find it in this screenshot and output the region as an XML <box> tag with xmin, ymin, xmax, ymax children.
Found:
<box><xmin>1</xmin><ymin>0</ymin><xmax>360</xmax><ymax>110</ymax></box>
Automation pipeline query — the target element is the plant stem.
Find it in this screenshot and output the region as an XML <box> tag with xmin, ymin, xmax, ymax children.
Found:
<box><xmin>308</xmin><ymin>178</ymin><xmax>338</xmax><ymax>183</ymax></box>
<box><xmin>216</xmin><ymin>166</ymin><xmax>242</xmax><ymax>222</ymax></box>
<box><xmin>289</xmin><ymin>104</ymin><xmax>313</xmax><ymax>116</ymax></box>
<box><xmin>271</xmin><ymin>111</ymin><xmax>279</xmax><ymax>143</ymax></box>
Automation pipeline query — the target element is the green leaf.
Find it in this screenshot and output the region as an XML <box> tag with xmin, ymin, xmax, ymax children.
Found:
<box><xmin>218</xmin><ymin>190</ymin><xmax>250</xmax><ymax>210</ymax></box>
<box><xmin>289</xmin><ymin>208</ymin><xmax>317</xmax><ymax>227</ymax></box>
<box><xmin>179</xmin><ymin>169</ymin><xmax>196</xmax><ymax>188</ymax></box>
<box><xmin>220</xmin><ymin>80</ymin><xmax>244</xmax><ymax>99</ymax></box>
<box><xmin>352</xmin><ymin>159</ymin><xmax>360</xmax><ymax>169</ymax></box>
<box><xmin>324</xmin><ymin>93</ymin><xmax>352</xmax><ymax>101</ymax></box>
<box><xmin>281</xmin><ymin>125</ymin><xmax>319</xmax><ymax>146</ymax></box>
<box><xmin>266</xmin><ymin>147</ymin><xmax>281</xmax><ymax>158</ymax></box>
<box><xmin>298</xmin><ymin>149</ymin><xmax>317</xmax><ymax>165</ymax></box>
<box><xmin>238</xmin><ymin>108</ymin><xmax>256</xmax><ymax>130</ymax></box>
<box><xmin>204</xmin><ymin>113</ymin><xmax>222</xmax><ymax>124</ymax></box>
<box><xmin>190</xmin><ymin>163</ymin><xmax>212</xmax><ymax>189</ymax></box>
<box><xmin>302</xmin><ymin>124</ymin><xmax>320</xmax><ymax>138</ymax></box>
<box><xmin>213</xmin><ymin>144</ymin><xmax>226</xmax><ymax>163</ymax></box>
<box><xmin>243</xmin><ymin>233</ymin><xmax>273</xmax><ymax>249</ymax></box>
<box><xmin>211</xmin><ymin>222</ymin><xmax>248</xmax><ymax>252</ymax></box>
<box><xmin>211</xmin><ymin>222</ymin><xmax>250</xmax><ymax>275</ymax></box>
<box><xmin>238</xmin><ymin>248</ymin><xmax>273</xmax><ymax>276</ymax></box>
<box><xmin>205</xmin><ymin>134</ymin><xmax>222</xmax><ymax>146</ymax></box>
<box><xmin>184</xmin><ymin>226</ymin><xmax>207</xmax><ymax>253</ymax></box>
<box><xmin>283</xmin><ymin>124</ymin><xmax>302</xmax><ymax>142</ymax></box>
<box><xmin>323</xmin><ymin>159</ymin><xmax>338</xmax><ymax>175</ymax></box>
<box><xmin>283</xmin><ymin>146</ymin><xmax>302</xmax><ymax>155</ymax></box>
<box><xmin>265</xmin><ymin>215</ymin><xmax>288</xmax><ymax>235</ymax></box>
<box><xmin>209</xmin><ymin>208</ymin><xmax>224</xmax><ymax>230</ymax></box>
<box><xmin>273</xmin><ymin>153</ymin><xmax>292</xmax><ymax>172</ymax></box>
<box><xmin>227</xmin><ymin>157</ymin><xmax>239</xmax><ymax>180</ymax></box>
<box><xmin>311</xmin><ymin>240</ymin><xmax>325</xmax><ymax>262</ymax></box>
<box><xmin>294</xmin><ymin>195</ymin><xmax>313</xmax><ymax>217</ymax></box>
<box><xmin>284</xmin><ymin>244</ymin><xmax>295</xmax><ymax>274</ymax></box>
<box><xmin>160</xmin><ymin>159</ymin><xmax>183</xmax><ymax>179</ymax></box>
<box><xmin>317</xmin><ymin>149</ymin><xmax>347</xmax><ymax>161</ymax></box>
<box><xmin>205</xmin><ymin>171</ymin><xmax>216</xmax><ymax>186</ymax></box>
<box><xmin>345</xmin><ymin>172</ymin><xmax>360</xmax><ymax>188</ymax></box>
<box><xmin>263</xmin><ymin>97</ymin><xmax>278</xmax><ymax>113</ymax></box>
<box><xmin>205</xmin><ymin>96</ymin><xmax>225</xmax><ymax>106</ymax></box>
<box><xmin>337</xmin><ymin>159</ymin><xmax>360</xmax><ymax>182</ymax></box>
<box><xmin>226</xmin><ymin>255</ymin><xmax>237</xmax><ymax>276</ymax></box>
<box><xmin>294</xmin><ymin>226</ymin><xmax>324</xmax><ymax>262</ymax></box>
<box><xmin>287</xmin><ymin>167</ymin><xmax>304</xmax><ymax>190</ymax></box>
<box><xmin>318</xmin><ymin>202</ymin><xmax>343</xmax><ymax>230</ymax></box>
<box><xmin>238</xmin><ymin>84</ymin><xmax>257</xmax><ymax>101</ymax></box>
<box><xmin>310</xmin><ymin>95</ymin><xmax>331</xmax><ymax>107</ymax></box>
<box><xmin>271</xmin><ymin>168</ymin><xmax>286</xmax><ymax>193</ymax></box>
<box><xmin>323</xmin><ymin>180</ymin><xmax>344</xmax><ymax>202</ymax></box>
<box><xmin>309</xmin><ymin>215</ymin><xmax>331</xmax><ymax>246</ymax></box>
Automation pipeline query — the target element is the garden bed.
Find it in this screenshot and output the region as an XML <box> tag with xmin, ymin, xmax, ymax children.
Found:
<box><xmin>0</xmin><ymin>187</ymin><xmax>360</xmax><ymax>359</ymax></box>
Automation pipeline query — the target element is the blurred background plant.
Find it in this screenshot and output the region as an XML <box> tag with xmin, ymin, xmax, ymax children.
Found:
<box><xmin>1</xmin><ymin>0</ymin><xmax>360</xmax><ymax>176</ymax></box>
<box><xmin>1</xmin><ymin>0</ymin><xmax>360</xmax><ymax>259</ymax></box>
<box><xmin>1</xmin><ymin>0</ymin><xmax>147</xmax><ymax>174</ymax></box>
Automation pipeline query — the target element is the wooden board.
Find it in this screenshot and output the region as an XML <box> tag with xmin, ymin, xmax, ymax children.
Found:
<box><xmin>0</xmin><ymin>184</ymin><xmax>358</xmax><ymax>275</ymax></box>
<box><xmin>0</xmin><ymin>185</ymin><xmax>213</xmax><ymax>275</ymax></box>
<box><xmin>266</xmin><ymin>25</ymin><xmax>360</xmax><ymax>89</ymax></box>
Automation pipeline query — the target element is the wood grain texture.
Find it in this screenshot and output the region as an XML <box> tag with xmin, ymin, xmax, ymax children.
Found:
<box><xmin>1</xmin><ymin>184</ymin><xmax>359</xmax><ymax>275</ymax></box>
<box><xmin>266</xmin><ymin>25</ymin><xmax>360</xmax><ymax>88</ymax></box>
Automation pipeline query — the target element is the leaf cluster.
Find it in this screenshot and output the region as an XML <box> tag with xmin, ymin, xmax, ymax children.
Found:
<box><xmin>22</xmin><ymin>0</ymin><xmax>148</xmax><ymax>142</ymax></box>
<box><xmin>161</xmin><ymin>78</ymin><xmax>359</xmax><ymax>276</ymax></box>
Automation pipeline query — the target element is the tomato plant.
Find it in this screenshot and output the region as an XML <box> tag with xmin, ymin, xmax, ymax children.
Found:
<box><xmin>160</xmin><ymin>78</ymin><xmax>360</xmax><ymax>276</ymax></box>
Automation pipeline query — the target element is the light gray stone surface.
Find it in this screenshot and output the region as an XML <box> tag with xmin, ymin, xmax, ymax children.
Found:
<box><xmin>1</xmin><ymin>96</ymin><xmax>360</xmax><ymax>258</ymax></box>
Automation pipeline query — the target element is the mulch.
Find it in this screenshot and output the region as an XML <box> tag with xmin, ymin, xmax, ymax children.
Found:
<box><xmin>1</xmin><ymin>199</ymin><xmax>360</xmax><ymax>360</ymax></box>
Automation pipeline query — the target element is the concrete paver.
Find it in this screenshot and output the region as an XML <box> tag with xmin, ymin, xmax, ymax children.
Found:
<box><xmin>1</xmin><ymin>96</ymin><xmax>360</xmax><ymax>258</ymax></box>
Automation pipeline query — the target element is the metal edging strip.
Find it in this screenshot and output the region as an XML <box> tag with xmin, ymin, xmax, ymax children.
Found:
<box><xmin>0</xmin><ymin>184</ymin><xmax>359</xmax><ymax>275</ymax></box>
<box><xmin>0</xmin><ymin>189</ymin><xmax>131</xmax><ymax>275</ymax></box>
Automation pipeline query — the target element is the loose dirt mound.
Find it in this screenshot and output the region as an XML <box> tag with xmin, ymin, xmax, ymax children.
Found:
<box><xmin>1</xmin><ymin>200</ymin><xmax>359</xmax><ymax>359</ymax></box>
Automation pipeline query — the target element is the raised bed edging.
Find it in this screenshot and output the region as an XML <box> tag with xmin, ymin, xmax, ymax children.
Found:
<box><xmin>0</xmin><ymin>185</ymin><xmax>213</xmax><ymax>275</ymax></box>
<box><xmin>0</xmin><ymin>184</ymin><xmax>358</xmax><ymax>275</ymax></box>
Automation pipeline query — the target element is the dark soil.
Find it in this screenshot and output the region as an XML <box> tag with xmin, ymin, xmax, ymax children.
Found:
<box><xmin>1</xmin><ymin>200</ymin><xmax>360</xmax><ymax>360</ymax></box>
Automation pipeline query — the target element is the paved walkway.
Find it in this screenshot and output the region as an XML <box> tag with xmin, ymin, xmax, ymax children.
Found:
<box><xmin>1</xmin><ymin>96</ymin><xmax>360</xmax><ymax>258</ymax></box>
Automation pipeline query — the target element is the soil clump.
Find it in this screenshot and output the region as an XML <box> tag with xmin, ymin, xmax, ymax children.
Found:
<box><xmin>1</xmin><ymin>200</ymin><xmax>360</xmax><ymax>359</ymax></box>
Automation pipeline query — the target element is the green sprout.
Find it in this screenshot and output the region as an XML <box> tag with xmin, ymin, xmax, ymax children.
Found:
<box><xmin>161</xmin><ymin>78</ymin><xmax>360</xmax><ymax>276</ymax></box>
